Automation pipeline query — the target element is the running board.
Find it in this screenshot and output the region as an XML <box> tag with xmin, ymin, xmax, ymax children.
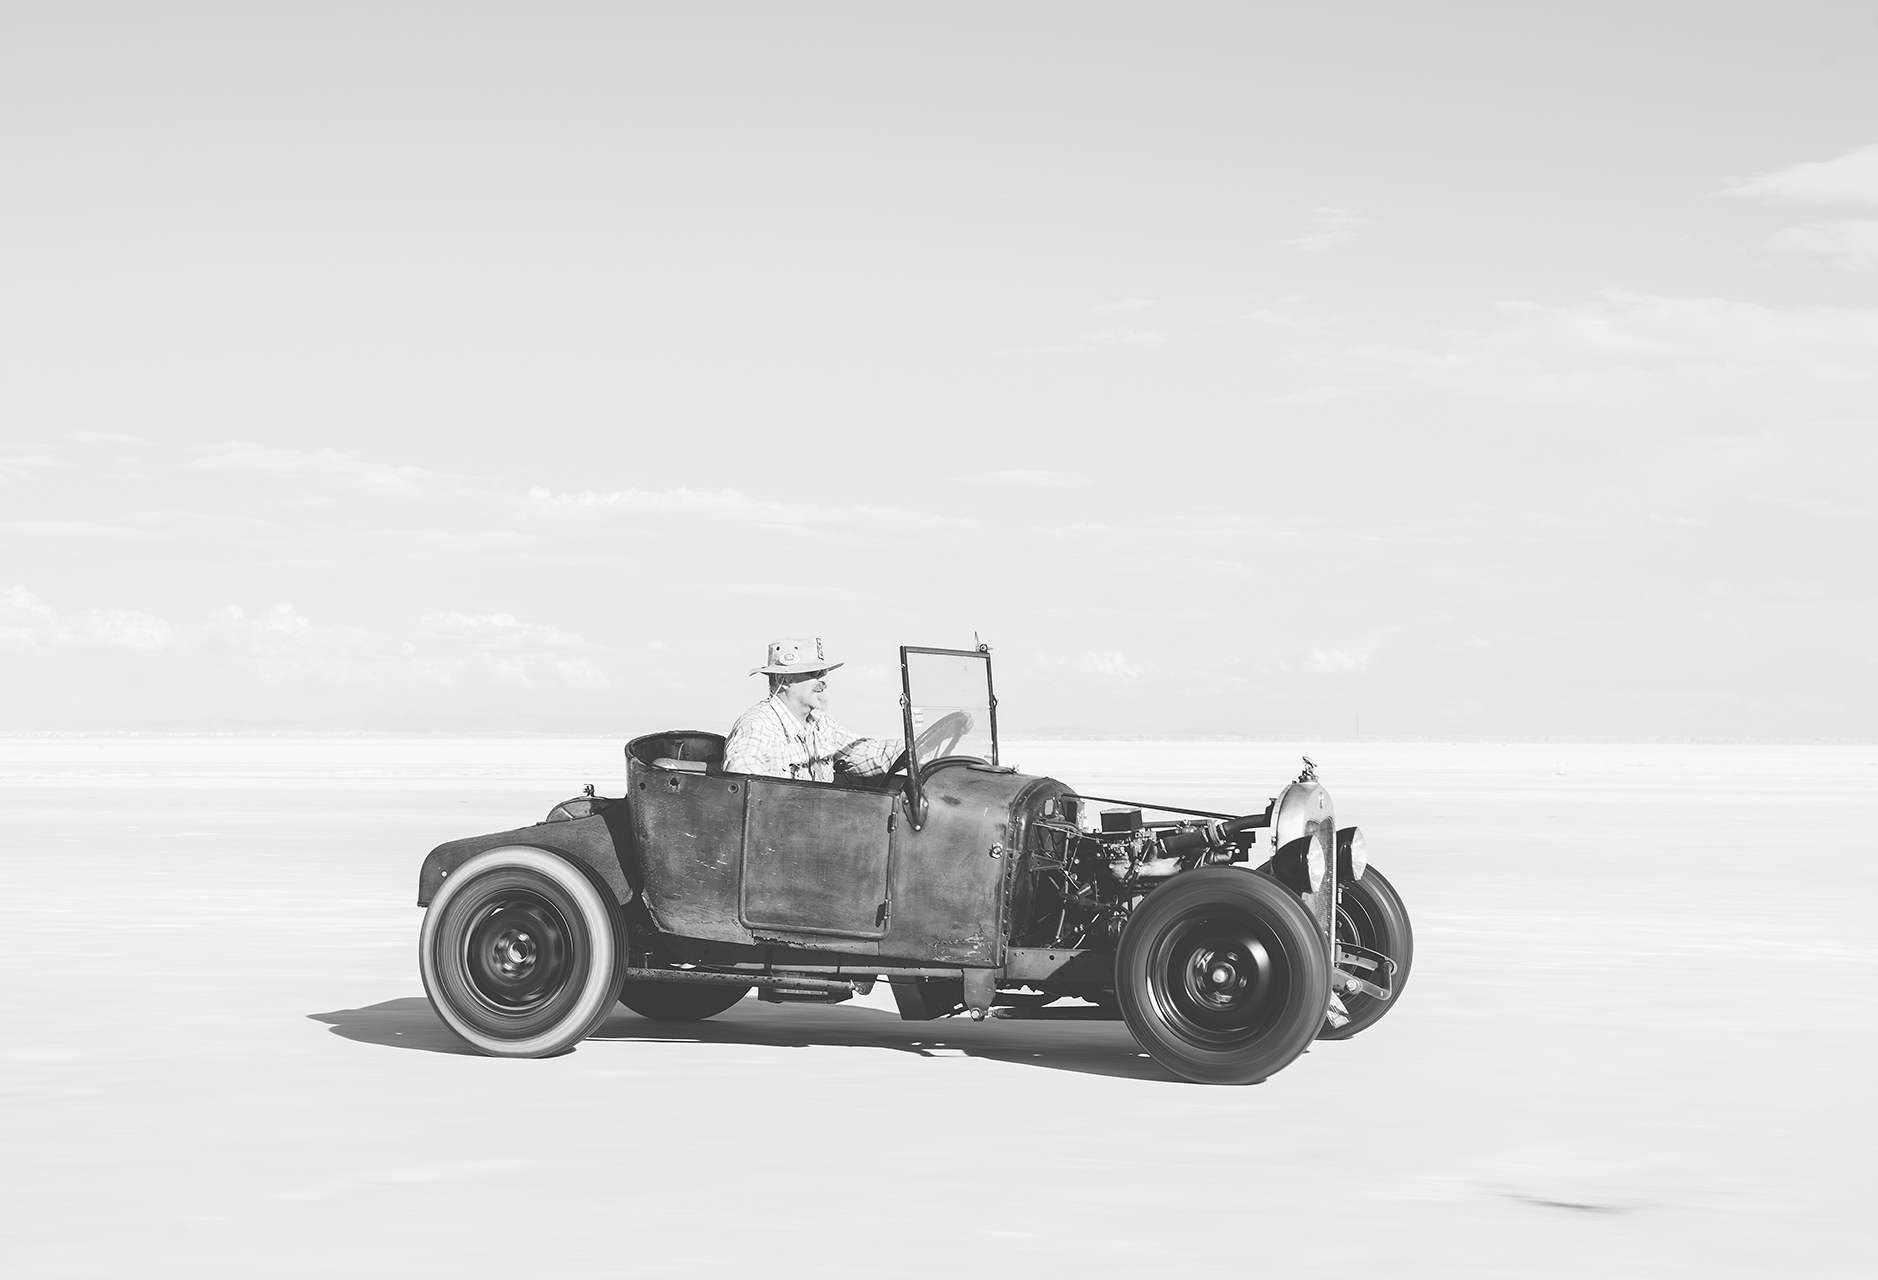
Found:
<box><xmin>622</xmin><ymin>967</ymin><xmax>865</xmax><ymax>997</ymax></box>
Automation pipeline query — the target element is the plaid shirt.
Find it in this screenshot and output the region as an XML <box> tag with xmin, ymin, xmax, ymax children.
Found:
<box><xmin>722</xmin><ymin>695</ymin><xmax>901</xmax><ymax>782</ymax></box>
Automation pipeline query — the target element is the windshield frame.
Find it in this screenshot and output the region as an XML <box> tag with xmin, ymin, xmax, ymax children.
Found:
<box><xmin>898</xmin><ymin>644</ymin><xmax>999</xmax><ymax>828</ymax></box>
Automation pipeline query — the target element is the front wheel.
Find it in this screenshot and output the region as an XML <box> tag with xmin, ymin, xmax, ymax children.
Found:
<box><xmin>419</xmin><ymin>846</ymin><xmax>625</xmax><ymax>1057</ymax></box>
<box><xmin>1319</xmin><ymin>864</ymin><xmax>1413</xmax><ymax>1040</ymax></box>
<box><xmin>1115</xmin><ymin>868</ymin><xmax>1331</xmax><ymax>1085</ymax></box>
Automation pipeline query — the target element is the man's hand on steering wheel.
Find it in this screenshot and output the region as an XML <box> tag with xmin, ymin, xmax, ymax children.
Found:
<box><xmin>900</xmin><ymin>710</ymin><xmax>974</xmax><ymax>770</ymax></box>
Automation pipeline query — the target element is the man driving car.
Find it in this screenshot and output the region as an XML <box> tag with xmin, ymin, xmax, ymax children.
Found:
<box><xmin>722</xmin><ymin>637</ymin><xmax>903</xmax><ymax>782</ymax></box>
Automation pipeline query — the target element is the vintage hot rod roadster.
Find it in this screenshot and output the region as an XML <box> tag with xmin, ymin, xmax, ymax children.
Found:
<box><xmin>416</xmin><ymin>645</ymin><xmax>1411</xmax><ymax>1085</ymax></box>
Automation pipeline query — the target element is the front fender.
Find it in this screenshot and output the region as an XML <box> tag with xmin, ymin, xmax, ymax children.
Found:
<box><xmin>416</xmin><ymin>804</ymin><xmax>637</xmax><ymax>907</ymax></box>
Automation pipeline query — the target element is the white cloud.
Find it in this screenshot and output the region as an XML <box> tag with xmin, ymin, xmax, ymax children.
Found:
<box><xmin>68</xmin><ymin>431</ymin><xmax>149</xmax><ymax>447</ymax></box>
<box><xmin>0</xmin><ymin>588</ymin><xmax>172</xmax><ymax>651</ymax></box>
<box><xmin>0</xmin><ymin>588</ymin><xmax>56</xmax><ymax>646</ymax></box>
<box><xmin>184</xmin><ymin>445</ymin><xmax>446</xmax><ymax>499</ymax></box>
<box><xmin>702</xmin><ymin>583</ymin><xmax>866</xmax><ymax>601</ymax></box>
<box><xmin>0</xmin><ymin>588</ymin><xmax>55</xmax><ymax>620</ymax></box>
<box><xmin>1086</xmin><ymin>328</ymin><xmax>1168</xmax><ymax>348</ymax></box>
<box><xmin>419</xmin><ymin>612</ymin><xmax>595</xmax><ymax>653</ymax></box>
<box><xmin>1299</xmin><ymin>290</ymin><xmax>1878</xmax><ymax>423</ymax></box>
<box><xmin>958</xmin><ymin>469</ymin><xmax>1090</xmax><ymax>489</ymax></box>
<box><xmin>1727</xmin><ymin>143</ymin><xmax>1878</xmax><ymax>205</ymax></box>
<box><xmin>71</xmin><ymin>609</ymin><xmax>173</xmax><ymax>650</ymax></box>
<box><xmin>176</xmin><ymin>446</ymin><xmax>975</xmax><ymax>547</ymax></box>
<box><xmin>1307</xmin><ymin>647</ymin><xmax>1372</xmax><ymax>674</ymax></box>
<box><xmin>1247</xmin><ymin>307</ymin><xmax>1332</xmax><ymax>335</ymax></box>
<box><xmin>489</xmin><ymin>654</ymin><xmax>610</xmax><ymax>688</ymax></box>
<box><xmin>0</xmin><ymin>521</ymin><xmax>153</xmax><ymax>538</ymax></box>
<box><xmin>1750</xmin><ymin>492</ymin><xmax>1878</xmax><ymax>522</ymax></box>
<box><xmin>1286</xmin><ymin>207</ymin><xmax>1373</xmax><ymax>252</ymax></box>
<box><xmin>208</xmin><ymin>603</ymin><xmax>611</xmax><ymax>688</ymax></box>
<box><xmin>1074</xmin><ymin>651</ymin><xmax>1142</xmax><ymax>678</ymax></box>
<box><xmin>206</xmin><ymin>604</ymin><xmax>383</xmax><ymax>683</ymax></box>
<box><xmin>1267</xmin><ymin>384</ymin><xmax>1370</xmax><ymax>408</ymax></box>
<box><xmin>1093</xmin><ymin>299</ymin><xmax>1156</xmax><ymax>315</ymax></box>
<box><xmin>0</xmin><ymin>455</ymin><xmax>60</xmax><ymax>484</ymax></box>
<box><xmin>17</xmin><ymin>441</ymin><xmax>974</xmax><ymax>577</ymax></box>
<box><xmin>1023</xmin><ymin>327</ymin><xmax>1171</xmax><ymax>354</ymax></box>
<box><xmin>1729</xmin><ymin>146</ymin><xmax>1878</xmax><ymax>272</ymax></box>
<box><xmin>524</xmin><ymin>485</ymin><xmax>971</xmax><ymax>532</ymax></box>
<box><xmin>1029</xmin><ymin>650</ymin><xmax>1143</xmax><ymax>680</ymax></box>
<box><xmin>1766</xmin><ymin>220</ymin><xmax>1878</xmax><ymax>270</ymax></box>
<box><xmin>1533</xmin><ymin>428</ymin><xmax>1875</xmax><ymax>540</ymax></box>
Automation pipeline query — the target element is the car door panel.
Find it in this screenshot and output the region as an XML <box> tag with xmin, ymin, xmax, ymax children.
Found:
<box><xmin>878</xmin><ymin>765</ymin><xmax>1019</xmax><ymax>966</ymax></box>
<box><xmin>628</xmin><ymin>762</ymin><xmax>752</xmax><ymax>942</ymax></box>
<box><xmin>739</xmin><ymin>779</ymin><xmax>895</xmax><ymax>940</ymax></box>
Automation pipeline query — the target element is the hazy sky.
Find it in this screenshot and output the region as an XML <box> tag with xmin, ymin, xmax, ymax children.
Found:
<box><xmin>3</xmin><ymin>4</ymin><xmax>1875</xmax><ymax>737</ymax></box>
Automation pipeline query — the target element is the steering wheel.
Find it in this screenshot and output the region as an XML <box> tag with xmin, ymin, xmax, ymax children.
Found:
<box><xmin>908</xmin><ymin>710</ymin><xmax>975</xmax><ymax>767</ymax></box>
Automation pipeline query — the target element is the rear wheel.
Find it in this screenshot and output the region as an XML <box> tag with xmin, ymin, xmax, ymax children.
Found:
<box><xmin>1320</xmin><ymin>864</ymin><xmax>1413</xmax><ymax>1040</ymax></box>
<box><xmin>419</xmin><ymin>847</ymin><xmax>625</xmax><ymax>1057</ymax></box>
<box><xmin>1116</xmin><ymin>868</ymin><xmax>1330</xmax><ymax>1085</ymax></box>
<box><xmin>618</xmin><ymin>979</ymin><xmax>751</xmax><ymax>1022</ymax></box>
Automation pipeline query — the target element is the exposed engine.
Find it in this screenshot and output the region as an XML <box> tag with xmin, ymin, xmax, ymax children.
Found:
<box><xmin>1014</xmin><ymin>795</ymin><xmax>1270</xmax><ymax>950</ymax></box>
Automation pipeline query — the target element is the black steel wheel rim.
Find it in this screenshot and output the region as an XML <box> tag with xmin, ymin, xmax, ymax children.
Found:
<box><xmin>1145</xmin><ymin>908</ymin><xmax>1294</xmax><ymax>1047</ymax></box>
<box><xmin>462</xmin><ymin>891</ymin><xmax>573</xmax><ymax>1015</ymax></box>
<box><xmin>1335</xmin><ymin>894</ymin><xmax>1374</xmax><ymax>950</ymax></box>
<box><xmin>1335</xmin><ymin>886</ymin><xmax>1384</xmax><ymax>1011</ymax></box>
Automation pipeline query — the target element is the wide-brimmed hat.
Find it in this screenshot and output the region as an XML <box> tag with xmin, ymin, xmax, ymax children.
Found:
<box><xmin>750</xmin><ymin>636</ymin><xmax>845</xmax><ymax>677</ymax></box>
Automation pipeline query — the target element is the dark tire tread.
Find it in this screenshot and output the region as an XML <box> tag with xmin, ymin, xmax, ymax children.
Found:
<box><xmin>1320</xmin><ymin>864</ymin><xmax>1413</xmax><ymax>1041</ymax></box>
<box><xmin>1115</xmin><ymin>867</ymin><xmax>1331</xmax><ymax>1085</ymax></box>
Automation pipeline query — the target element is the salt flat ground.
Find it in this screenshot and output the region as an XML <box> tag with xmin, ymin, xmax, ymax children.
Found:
<box><xmin>2</xmin><ymin>737</ymin><xmax>1872</xmax><ymax>1278</ymax></box>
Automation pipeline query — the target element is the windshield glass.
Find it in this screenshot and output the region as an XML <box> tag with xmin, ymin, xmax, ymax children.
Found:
<box><xmin>901</xmin><ymin>648</ymin><xmax>997</xmax><ymax>769</ymax></box>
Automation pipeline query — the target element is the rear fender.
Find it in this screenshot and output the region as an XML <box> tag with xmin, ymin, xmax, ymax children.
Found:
<box><xmin>416</xmin><ymin>805</ymin><xmax>637</xmax><ymax>907</ymax></box>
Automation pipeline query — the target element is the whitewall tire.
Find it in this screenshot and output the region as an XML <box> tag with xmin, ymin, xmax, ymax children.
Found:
<box><xmin>419</xmin><ymin>846</ymin><xmax>624</xmax><ymax>1057</ymax></box>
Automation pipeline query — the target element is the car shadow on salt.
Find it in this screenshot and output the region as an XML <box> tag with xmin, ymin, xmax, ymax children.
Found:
<box><xmin>308</xmin><ymin>999</ymin><xmax>482</xmax><ymax>1055</ymax></box>
<box><xmin>309</xmin><ymin>997</ymin><xmax>1179</xmax><ymax>1081</ymax></box>
<box><xmin>591</xmin><ymin>1002</ymin><xmax>1180</xmax><ymax>1082</ymax></box>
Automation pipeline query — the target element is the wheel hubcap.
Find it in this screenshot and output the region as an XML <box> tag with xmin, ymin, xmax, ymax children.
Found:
<box><xmin>1186</xmin><ymin>938</ymin><xmax>1262</xmax><ymax>1005</ymax></box>
<box><xmin>494</xmin><ymin>928</ymin><xmax>537</xmax><ymax>975</ymax></box>
<box><xmin>1148</xmin><ymin>911</ymin><xmax>1292</xmax><ymax>1047</ymax></box>
<box><xmin>463</xmin><ymin>896</ymin><xmax>571</xmax><ymax>1014</ymax></box>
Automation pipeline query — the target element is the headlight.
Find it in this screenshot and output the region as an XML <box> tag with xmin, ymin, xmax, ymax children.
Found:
<box><xmin>1336</xmin><ymin>826</ymin><xmax>1367</xmax><ymax>882</ymax></box>
<box><xmin>1271</xmin><ymin>834</ymin><xmax>1327</xmax><ymax>895</ymax></box>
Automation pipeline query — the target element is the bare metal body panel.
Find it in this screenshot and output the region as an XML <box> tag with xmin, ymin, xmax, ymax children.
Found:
<box><xmin>417</xmin><ymin>807</ymin><xmax>633</xmax><ymax>907</ymax></box>
<box><xmin>740</xmin><ymin>779</ymin><xmax>895</xmax><ymax>941</ymax></box>
<box><xmin>610</xmin><ymin>731</ymin><xmax>1060</xmax><ymax>968</ymax></box>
